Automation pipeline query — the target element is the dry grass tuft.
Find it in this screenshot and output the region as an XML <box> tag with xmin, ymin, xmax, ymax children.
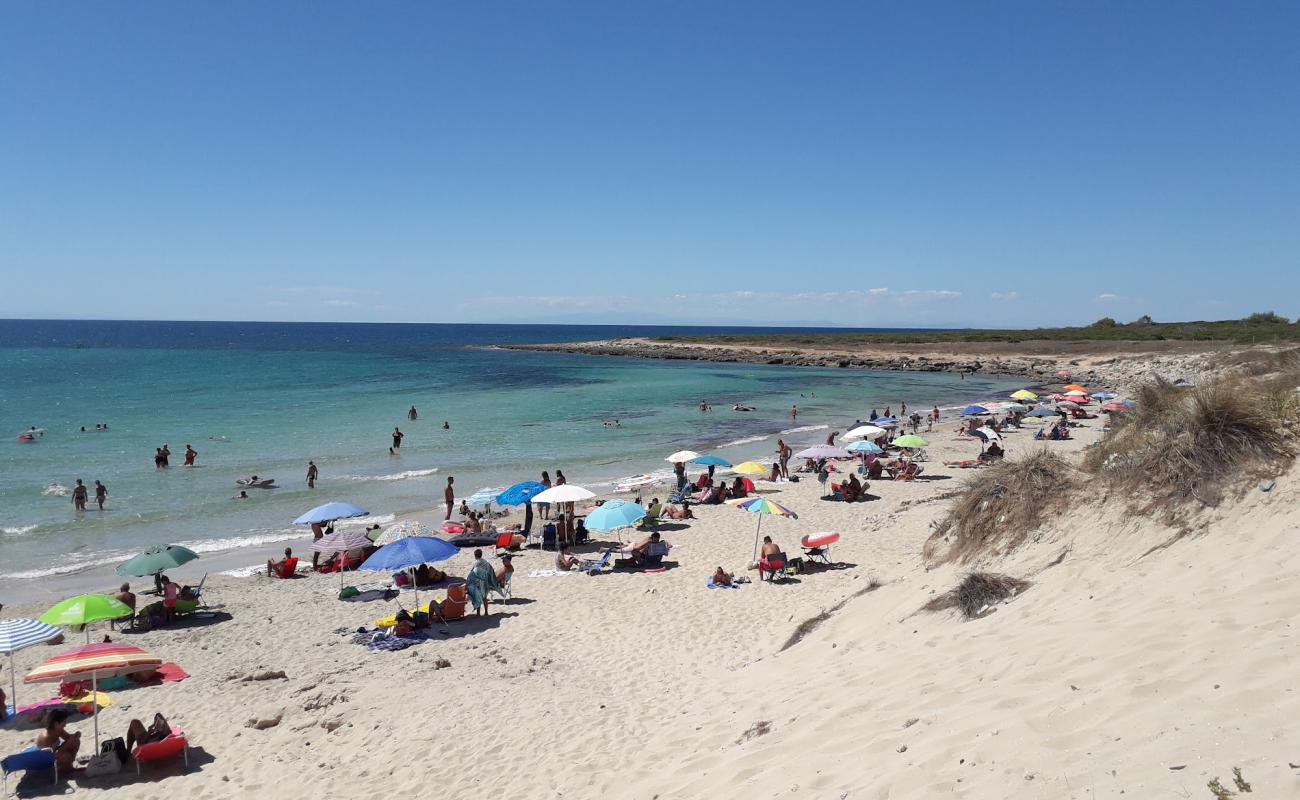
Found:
<box><xmin>923</xmin><ymin>450</ymin><xmax>1077</xmax><ymax>564</ymax></box>
<box><xmin>923</xmin><ymin>572</ymin><xmax>1030</xmax><ymax>619</ymax></box>
<box><xmin>1084</xmin><ymin>376</ymin><xmax>1295</xmax><ymax>509</ymax></box>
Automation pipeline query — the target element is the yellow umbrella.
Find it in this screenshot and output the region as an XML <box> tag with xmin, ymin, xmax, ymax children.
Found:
<box><xmin>732</xmin><ymin>461</ymin><xmax>770</xmax><ymax>476</ymax></box>
<box><xmin>1010</xmin><ymin>389</ymin><xmax>1037</xmax><ymax>400</ymax></box>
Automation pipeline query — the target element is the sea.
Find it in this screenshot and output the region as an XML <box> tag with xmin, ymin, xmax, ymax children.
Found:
<box><xmin>0</xmin><ymin>320</ymin><xmax>1022</xmax><ymax>586</ymax></box>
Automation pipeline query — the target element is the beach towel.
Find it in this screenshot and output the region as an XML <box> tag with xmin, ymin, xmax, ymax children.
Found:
<box><xmin>707</xmin><ymin>578</ymin><xmax>739</xmax><ymax>589</ymax></box>
<box><xmin>466</xmin><ymin>561</ymin><xmax>501</xmax><ymax>611</ymax></box>
<box><xmin>527</xmin><ymin>569</ymin><xmax>574</xmax><ymax>578</ymax></box>
<box><xmin>156</xmin><ymin>663</ymin><xmax>189</xmax><ymax>683</ymax></box>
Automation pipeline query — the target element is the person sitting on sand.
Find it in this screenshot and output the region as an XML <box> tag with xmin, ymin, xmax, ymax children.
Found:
<box><xmin>36</xmin><ymin>708</ymin><xmax>81</xmax><ymax>773</ymax></box>
<box><xmin>556</xmin><ymin>545</ymin><xmax>580</xmax><ymax>570</ymax></box>
<box><xmin>712</xmin><ymin>566</ymin><xmax>733</xmax><ymax>586</ymax></box>
<box><xmin>111</xmin><ymin>582</ymin><xmax>136</xmax><ymax>629</ymax></box>
<box><xmin>628</xmin><ymin>532</ymin><xmax>670</xmax><ymax>566</ymax></box>
<box><xmin>414</xmin><ymin>563</ymin><xmax>447</xmax><ymax>587</ymax></box>
<box><xmin>983</xmin><ymin>442</ymin><xmax>1005</xmax><ymax>461</ymax></box>
<box><xmin>125</xmin><ymin>713</ymin><xmax>172</xmax><ymax>752</ymax></box>
<box><xmin>844</xmin><ymin>473</ymin><xmax>863</xmax><ymax>502</ymax></box>
<box><xmin>268</xmin><ymin>547</ymin><xmax>296</xmax><ymax>578</ymax></box>
<box><xmin>662</xmin><ymin>503</ymin><xmax>694</xmax><ymax>520</ymax></box>
<box><xmin>730</xmin><ymin>477</ymin><xmax>748</xmax><ymax>499</ymax></box>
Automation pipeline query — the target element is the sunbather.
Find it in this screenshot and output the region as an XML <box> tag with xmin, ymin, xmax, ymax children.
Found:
<box><xmin>36</xmin><ymin>708</ymin><xmax>80</xmax><ymax>773</ymax></box>
<box><xmin>267</xmin><ymin>547</ymin><xmax>296</xmax><ymax>578</ymax></box>
<box><xmin>414</xmin><ymin>563</ymin><xmax>447</xmax><ymax>587</ymax></box>
<box><xmin>730</xmin><ymin>477</ymin><xmax>748</xmax><ymax>499</ymax></box>
<box><xmin>629</xmin><ymin>532</ymin><xmax>670</xmax><ymax>566</ymax></box>
<box><xmin>556</xmin><ymin>545</ymin><xmax>580</xmax><ymax>570</ymax></box>
<box><xmin>712</xmin><ymin>566</ymin><xmax>733</xmax><ymax>586</ymax></box>
<box><xmin>126</xmin><ymin>713</ymin><xmax>172</xmax><ymax>752</ymax></box>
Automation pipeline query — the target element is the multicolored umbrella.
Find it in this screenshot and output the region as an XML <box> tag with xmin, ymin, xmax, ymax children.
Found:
<box><xmin>25</xmin><ymin>642</ymin><xmax>162</xmax><ymax>746</ymax></box>
<box><xmin>734</xmin><ymin>497</ymin><xmax>798</xmax><ymax>561</ymax></box>
<box><xmin>373</xmin><ymin>520</ymin><xmax>436</xmax><ymax>546</ymax></box>
<box><xmin>116</xmin><ymin>544</ymin><xmax>200</xmax><ymax>578</ymax></box>
<box><xmin>1</xmin><ymin>618</ymin><xmax>63</xmax><ymax>709</ymax></box>
<box><xmin>39</xmin><ymin>595</ymin><xmax>134</xmax><ymax>643</ymax></box>
<box><xmin>312</xmin><ymin>528</ymin><xmax>377</xmax><ymax>588</ymax></box>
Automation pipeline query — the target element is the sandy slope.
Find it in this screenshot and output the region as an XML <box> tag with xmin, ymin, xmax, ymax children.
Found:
<box><xmin>2</xmin><ymin>414</ymin><xmax>1297</xmax><ymax>799</ymax></box>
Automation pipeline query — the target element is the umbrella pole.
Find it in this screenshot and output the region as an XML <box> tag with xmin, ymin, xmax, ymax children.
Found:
<box><xmin>92</xmin><ymin>670</ymin><xmax>100</xmax><ymax>748</ymax></box>
<box><xmin>8</xmin><ymin>652</ymin><xmax>16</xmax><ymax>711</ymax></box>
<box><xmin>752</xmin><ymin>514</ymin><xmax>763</xmax><ymax>563</ymax></box>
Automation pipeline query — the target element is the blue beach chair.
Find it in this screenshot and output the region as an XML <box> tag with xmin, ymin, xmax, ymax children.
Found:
<box><xmin>2</xmin><ymin>747</ymin><xmax>57</xmax><ymax>793</ymax></box>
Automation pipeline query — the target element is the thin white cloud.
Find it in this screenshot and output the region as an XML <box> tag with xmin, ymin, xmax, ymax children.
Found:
<box><xmin>990</xmin><ymin>291</ymin><xmax>1019</xmax><ymax>301</ymax></box>
<box><xmin>322</xmin><ymin>299</ymin><xmax>360</xmax><ymax>308</ymax></box>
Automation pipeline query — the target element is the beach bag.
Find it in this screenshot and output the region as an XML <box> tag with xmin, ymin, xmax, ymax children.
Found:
<box><xmin>86</xmin><ymin>740</ymin><xmax>124</xmax><ymax>776</ymax></box>
<box><xmin>338</xmin><ymin>586</ymin><xmax>360</xmax><ymax>599</ymax></box>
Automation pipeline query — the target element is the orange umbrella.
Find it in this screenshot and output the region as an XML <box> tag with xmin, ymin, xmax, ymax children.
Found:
<box><xmin>1062</xmin><ymin>384</ymin><xmax>1088</xmax><ymax>392</ymax></box>
<box><xmin>26</xmin><ymin>642</ymin><xmax>162</xmax><ymax>746</ymax></box>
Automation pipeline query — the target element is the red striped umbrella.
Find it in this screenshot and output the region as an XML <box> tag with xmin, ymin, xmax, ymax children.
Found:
<box><xmin>25</xmin><ymin>642</ymin><xmax>163</xmax><ymax>747</ymax></box>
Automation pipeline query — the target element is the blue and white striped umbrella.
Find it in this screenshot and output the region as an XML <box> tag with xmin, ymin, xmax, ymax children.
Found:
<box><xmin>1</xmin><ymin>618</ymin><xmax>63</xmax><ymax>711</ymax></box>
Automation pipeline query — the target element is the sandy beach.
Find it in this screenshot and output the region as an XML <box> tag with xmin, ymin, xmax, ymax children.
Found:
<box><xmin>4</xmin><ymin>359</ymin><xmax>1296</xmax><ymax>799</ymax></box>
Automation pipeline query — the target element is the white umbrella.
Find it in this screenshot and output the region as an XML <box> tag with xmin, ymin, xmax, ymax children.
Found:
<box><xmin>843</xmin><ymin>425</ymin><xmax>887</xmax><ymax>441</ymax></box>
<box><xmin>794</xmin><ymin>445</ymin><xmax>853</xmax><ymax>460</ymax></box>
<box><xmin>665</xmin><ymin>450</ymin><xmax>699</xmax><ymax>463</ymax></box>
<box><xmin>531</xmin><ymin>484</ymin><xmax>596</xmax><ymax>504</ymax></box>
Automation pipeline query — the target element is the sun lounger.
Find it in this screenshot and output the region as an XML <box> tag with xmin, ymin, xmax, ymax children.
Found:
<box><xmin>578</xmin><ymin>547</ymin><xmax>615</xmax><ymax>574</ymax></box>
<box><xmin>2</xmin><ymin>747</ymin><xmax>57</xmax><ymax>792</ymax></box>
<box><xmin>133</xmin><ymin>728</ymin><xmax>188</xmax><ymax>775</ymax></box>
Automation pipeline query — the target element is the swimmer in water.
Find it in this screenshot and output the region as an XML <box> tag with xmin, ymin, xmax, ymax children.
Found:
<box><xmin>235</xmin><ymin>490</ymin><xmax>249</xmax><ymax>500</ymax></box>
<box><xmin>408</xmin><ymin>405</ymin><xmax>418</xmax><ymax>420</ymax></box>
<box><xmin>442</xmin><ymin>421</ymin><xmax>449</xmax><ymax>430</ymax></box>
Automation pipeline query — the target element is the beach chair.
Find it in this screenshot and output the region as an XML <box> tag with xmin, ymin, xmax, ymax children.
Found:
<box><xmin>578</xmin><ymin>547</ymin><xmax>614</xmax><ymax>574</ymax></box>
<box><xmin>641</xmin><ymin>541</ymin><xmax>670</xmax><ymax>568</ymax></box>
<box><xmin>2</xmin><ymin>747</ymin><xmax>57</xmax><ymax>793</ymax></box>
<box><xmin>495</xmin><ymin>570</ymin><xmax>513</xmax><ymax>598</ymax></box>
<box><xmin>493</xmin><ymin>532</ymin><xmax>514</xmax><ymax>557</ymax></box>
<box><xmin>757</xmin><ymin>551</ymin><xmax>787</xmax><ymax>582</ymax></box>
<box><xmin>132</xmin><ymin>729</ymin><xmax>188</xmax><ymax>775</ymax></box>
<box><xmin>188</xmin><ymin>573</ymin><xmax>209</xmax><ymax>606</ymax></box>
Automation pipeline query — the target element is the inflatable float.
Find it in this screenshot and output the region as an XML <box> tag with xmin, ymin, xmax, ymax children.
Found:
<box><xmin>441</xmin><ymin>521</ymin><xmax>465</xmax><ymax>534</ymax></box>
<box><xmin>801</xmin><ymin>532</ymin><xmax>840</xmax><ymax>549</ymax></box>
<box><xmin>236</xmin><ymin>477</ymin><xmax>276</xmax><ymax>488</ymax></box>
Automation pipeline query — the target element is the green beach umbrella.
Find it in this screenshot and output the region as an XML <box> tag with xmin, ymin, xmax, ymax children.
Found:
<box><xmin>40</xmin><ymin>594</ymin><xmax>134</xmax><ymax>643</ymax></box>
<box><xmin>116</xmin><ymin>544</ymin><xmax>200</xmax><ymax>577</ymax></box>
<box><xmin>893</xmin><ymin>435</ymin><xmax>929</xmax><ymax>448</ymax></box>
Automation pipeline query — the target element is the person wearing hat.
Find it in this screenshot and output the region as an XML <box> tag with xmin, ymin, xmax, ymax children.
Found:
<box><xmin>495</xmin><ymin>552</ymin><xmax>515</xmax><ymax>587</ymax></box>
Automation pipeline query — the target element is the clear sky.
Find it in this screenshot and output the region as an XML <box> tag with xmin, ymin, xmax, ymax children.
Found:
<box><xmin>2</xmin><ymin>2</ymin><xmax>1298</xmax><ymax>328</ymax></box>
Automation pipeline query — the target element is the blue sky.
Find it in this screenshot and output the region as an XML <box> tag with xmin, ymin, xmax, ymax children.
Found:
<box><xmin>2</xmin><ymin>2</ymin><xmax>1297</xmax><ymax>327</ymax></box>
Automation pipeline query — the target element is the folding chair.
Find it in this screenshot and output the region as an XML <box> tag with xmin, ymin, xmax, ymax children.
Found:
<box><xmin>2</xmin><ymin>747</ymin><xmax>57</xmax><ymax>793</ymax></box>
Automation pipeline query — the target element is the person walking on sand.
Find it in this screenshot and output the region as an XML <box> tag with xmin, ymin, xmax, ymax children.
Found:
<box><xmin>184</xmin><ymin>444</ymin><xmax>198</xmax><ymax>466</ymax></box>
<box><xmin>444</xmin><ymin>476</ymin><xmax>455</xmax><ymax>520</ymax></box>
<box><xmin>306</xmin><ymin>461</ymin><xmax>318</xmax><ymax>489</ymax></box>
<box><xmin>94</xmin><ymin>480</ymin><xmax>108</xmax><ymax>510</ymax></box>
<box><xmin>408</xmin><ymin>405</ymin><xmax>418</xmax><ymax>421</ymax></box>
<box><xmin>778</xmin><ymin>439</ymin><xmax>792</xmax><ymax>478</ymax></box>
<box><xmin>391</xmin><ymin>427</ymin><xmax>404</xmax><ymax>449</ymax></box>
<box><xmin>72</xmin><ymin>479</ymin><xmax>88</xmax><ymax>511</ymax></box>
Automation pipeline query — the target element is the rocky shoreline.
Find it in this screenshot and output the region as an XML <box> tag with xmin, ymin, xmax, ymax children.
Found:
<box><xmin>502</xmin><ymin>337</ymin><xmax>1222</xmax><ymax>393</ymax></box>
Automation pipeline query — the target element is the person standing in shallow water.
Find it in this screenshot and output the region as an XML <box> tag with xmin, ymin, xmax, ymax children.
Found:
<box><xmin>94</xmin><ymin>480</ymin><xmax>108</xmax><ymax>510</ymax></box>
<box><xmin>408</xmin><ymin>405</ymin><xmax>418</xmax><ymax>421</ymax></box>
<box><xmin>306</xmin><ymin>461</ymin><xmax>318</xmax><ymax>489</ymax></box>
<box><xmin>72</xmin><ymin>479</ymin><xmax>87</xmax><ymax>511</ymax></box>
<box><xmin>184</xmin><ymin>444</ymin><xmax>198</xmax><ymax>466</ymax></box>
<box><xmin>391</xmin><ymin>427</ymin><xmax>404</xmax><ymax>449</ymax></box>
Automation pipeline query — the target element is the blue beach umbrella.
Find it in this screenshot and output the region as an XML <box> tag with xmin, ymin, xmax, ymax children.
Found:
<box><xmin>960</xmin><ymin>405</ymin><xmax>990</xmax><ymax>415</ymax></box>
<box><xmin>585</xmin><ymin>499</ymin><xmax>646</xmax><ymax>533</ymax></box>
<box><xmin>1026</xmin><ymin>407</ymin><xmax>1058</xmax><ymax>418</ymax></box>
<box><xmin>689</xmin><ymin>454</ymin><xmax>732</xmax><ymax>467</ymax></box>
<box><xmin>845</xmin><ymin>440</ymin><xmax>883</xmax><ymax>454</ymax></box>
<box><xmin>1092</xmin><ymin>391</ymin><xmax>1118</xmax><ymax>400</ymax></box>
<box><xmin>495</xmin><ymin>481</ymin><xmax>546</xmax><ymax>506</ymax></box>
<box><xmin>1</xmin><ymin>618</ymin><xmax>63</xmax><ymax>709</ymax></box>
<box><xmin>357</xmin><ymin>536</ymin><xmax>459</xmax><ymax>611</ymax></box>
<box><xmin>873</xmin><ymin>417</ymin><xmax>898</xmax><ymax>426</ymax></box>
<box><xmin>294</xmin><ymin>502</ymin><xmax>369</xmax><ymax>525</ymax></box>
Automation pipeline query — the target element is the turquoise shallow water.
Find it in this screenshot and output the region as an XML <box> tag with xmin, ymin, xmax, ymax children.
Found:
<box><xmin>0</xmin><ymin>321</ymin><xmax>1021</xmax><ymax>581</ymax></box>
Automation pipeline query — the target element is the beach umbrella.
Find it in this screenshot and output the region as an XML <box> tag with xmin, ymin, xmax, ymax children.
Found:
<box><xmin>614</xmin><ymin>475</ymin><xmax>660</xmax><ymax>493</ymax></box>
<box><xmin>971</xmin><ymin>428</ymin><xmax>1003</xmax><ymax>446</ymax></box>
<box><xmin>312</xmin><ymin>529</ymin><xmax>377</xmax><ymax>588</ymax></box>
<box><xmin>1063</xmin><ymin>390</ymin><xmax>1088</xmax><ymax>397</ymax></box>
<box><xmin>1092</xmin><ymin>391</ymin><xmax>1117</xmax><ymax>400</ymax></box>
<box><xmin>1004</xmin><ymin>403</ymin><xmax>1030</xmax><ymax>412</ymax></box>
<box><xmin>495</xmin><ymin>481</ymin><xmax>546</xmax><ymax>506</ymax></box>
<box><xmin>584</xmin><ymin>499</ymin><xmax>646</xmax><ymax>534</ymax></box>
<box><xmin>845</xmin><ymin>440</ymin><xmax>883</xmax><ymax>454</ymax></box>
<box><xmin>893</xmin><ymin>434</ymin><xmax>929</xmax><ymax>449</ymax></box>
<box><xmin>466</xmin><ymin>487</ymin><xmax>504</xmax><ymax>508</ymax></box>
<box><xmin>294</xmin><ymin>501</ymin><xmax>369</xmax><ymax>526</ymax></box>
<box><xmin>689</xmin><ymin>454</ymin><xmax>732</xmax><ymax>467</ymax></box>
<box><xmin>732</xmin><ymin>461</ymin><xmax>770</xmax><ymax>476</ymax></box>
<box><xmin>793</xmin><ymin>445</ymin><xmax>852</xmax><ymax>460</ymax></box>
<box><xmin>1102</xmin><ymin>402</ymin><xmax>1128</xmax><ymax>412</ymax></box>
<box><xmin>873</xmin><ymin>417</ymin><xmax>899</xmax><ymax>427</ymax></box>
<box><xmin>1026</xmin><ymin>407</ymin><xmax>1058</xmax><ymax>418</ymax></box>
<box><xmin>734</xmin><ymin>497</ymin><xmax>798</xmax><ymax>561</ymax></box>
<box><xmin>39</xmin><ymin>595</ymin><xmax>134</xmax><ymax>644</ymax></box>
<box><xmin>25</xmin><ymin>642</ymin><xmax>161</xmax><ymax>747</ymax></box>
<box><xmin>960</xmin><ymin>405</ymin><xmax>990</xmax><ymax>415</ymax></box>
<box><xmin>115</xmin><ymin>544</ymin><xmax>200</xmax><ymax>578</ymax></box>
<box><xmin>1010</xmin><ymin>389</ymin><xmax>1038</xmax><ymax>400</ymax></box>
<box><xmin>0</xmin><ymin>619</ymin><xmax>62</xmax><ymax>710</ymax></box>
<box><xmin>1056</xmin><ymin>369</ymin><xmax>1071</xmax><ymax>376</ymax></box>
<box><xmin>531</xmin><ymin>484</ymin><xmax>596</xmax><ymax>505</ymax></box>
<box><xmin>1056</xmin><ymin>400</ymin><xmax>1080</xmax><ymax>410</ymax></box>
<box><xmin>843</xmin><ymin>424</ymin><xmax>886</xmax><ymax>441</ymax></box>
<box><xmin>357</xmin><ymin>536</ymin><xmax>459</xmax><ymax>612</ymax></box>
<box><xmin>665</xmin><ymin>450</ymin><xmax>699</xmax><ymax>463</ymax></box>
<box><xmin>373</xmin><ymin>520</ymin><xmax>435</xmax><ymax>546</ymax></box>
<box><xmin>1063</xmin><ymin>384</ymin><xmax>1088</xmax><ymax>393</ymax></box>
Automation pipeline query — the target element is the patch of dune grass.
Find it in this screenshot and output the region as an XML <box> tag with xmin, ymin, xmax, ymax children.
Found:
<box><xmin>924</xmin><ymin>451</ymin><xmax>1077</xmax><ymax>565</ymax></box>
<box><xmin>1083</xmin><ymin>377</ymin><xmax>1295</xmax><ymax>509</ymax></box>
<box><xmin>923</xmin><ymin>572</ymin><xmax>1030</xmax><ymax>619</ymax></box>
